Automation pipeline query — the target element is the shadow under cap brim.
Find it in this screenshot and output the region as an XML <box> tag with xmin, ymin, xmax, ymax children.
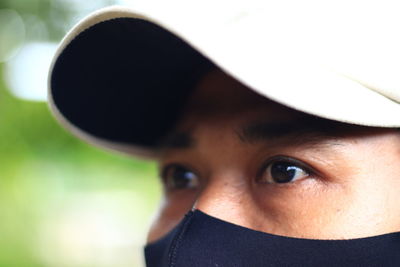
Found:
<box><xmin>49</xmin><ymin>16</ymin><xmax>214</xmax><ymax>158</ymax></box>
<box><xmin>48</xmin><ymin>6</ymin><xmax>400</xmax><ymax>159</ymax></box>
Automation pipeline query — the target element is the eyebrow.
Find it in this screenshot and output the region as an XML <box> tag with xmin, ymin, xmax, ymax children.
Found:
<box><xmin>159</xmin><ymin>116</ymin><xmax>349</xmax><ymax>150</ymax></box>
<box><xmin>239</xmin><ymin>118</ymin><xmax>337</xmax><ymax>141</ymax></box>
<box><xmin>237</xmin><ymin>117</ymin><xmax>350</xmax><ymax>148</ymax></box>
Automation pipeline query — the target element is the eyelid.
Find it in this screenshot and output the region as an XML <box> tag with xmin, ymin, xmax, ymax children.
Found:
<box><xmin>160</xmin><ymin>162</ymin><xmax>199</xmax><ymax>178</ymax></box>
<box><xmin>159</xmin><ymin>163</ymin><xmax>182</xmax><ymax>184</ymax></box>
<box><xmin>258</xmin><ymin>155</ymin><xmax>319</xmax><ymax>179</ymax></box>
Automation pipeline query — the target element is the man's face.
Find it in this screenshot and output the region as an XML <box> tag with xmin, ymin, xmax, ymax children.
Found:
<box><xmin>147</xmin><ymin>69</ymin><xmax>400</xmax><ymax>243</ymax></box>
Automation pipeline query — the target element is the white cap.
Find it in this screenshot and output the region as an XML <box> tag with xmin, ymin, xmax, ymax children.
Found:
<box><xmin>48</xmin><ymin>1</ymin><xmax>400</xmax><ymax>158</ymax></box>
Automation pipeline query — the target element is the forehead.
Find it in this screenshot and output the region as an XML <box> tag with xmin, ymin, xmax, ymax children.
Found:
<box><xmin>182</xmin><ymin>69</ymin><xmax>296</xmax><ymax>118</ymax></box>
<box><xmin>178</xmin><ymin>69</ymin><xmax>334</xmax><ymax>131</ymax></box>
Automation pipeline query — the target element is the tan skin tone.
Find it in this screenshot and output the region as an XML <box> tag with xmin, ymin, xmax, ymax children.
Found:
<box><xmin>147</xmin><ymin>69</ymin><xmax>400</xmax><ymax>243</ymax></box>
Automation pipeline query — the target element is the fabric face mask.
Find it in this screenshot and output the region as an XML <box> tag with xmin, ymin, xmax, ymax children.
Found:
<box><xmin>145</xmin><ymin>210</ymin><xmax>400</xmax><ymax>267</ymax></box>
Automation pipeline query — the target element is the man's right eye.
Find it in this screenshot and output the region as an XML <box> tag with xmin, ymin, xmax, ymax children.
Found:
<box><xmin>161</xmin><ymin>164</ymin><xmax>199</xmax><ymax>191</ymax></box>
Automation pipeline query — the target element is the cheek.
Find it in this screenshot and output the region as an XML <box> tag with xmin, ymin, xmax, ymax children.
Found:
<box><xmin>147</xmin><ymin>190</ymin><xmax>198</xmax><ymax>243</ymax></box>
<box><xmin>252</xmin><ymin>175</ymin><xmax>400</xmax><ymax>239</ymax></box>
<box><xmin>251</xmin><ymin>179</ymin><xmax>345</xmax><ymax>238</ymax></box>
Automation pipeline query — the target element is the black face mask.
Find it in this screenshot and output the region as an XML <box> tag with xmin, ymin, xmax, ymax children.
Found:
<box><xmin>145</xmin><ymin>210</ymin><xmax>400</xmax><ymax>267</ymax></box>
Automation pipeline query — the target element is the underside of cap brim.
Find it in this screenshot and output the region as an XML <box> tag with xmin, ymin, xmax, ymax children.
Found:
<box><xmin>49</xmin><ymin>7</ymin><xmax>215</xmax><ymax>158</ymax></box>
<box><xmin>49</xmin><ymin>5</ymin><xmax>400</xmax><ymax>158</ymax></box>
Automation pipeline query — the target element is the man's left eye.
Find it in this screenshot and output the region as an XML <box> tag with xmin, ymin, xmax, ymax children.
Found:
<box><xmin>258</xmin><ymin>159</ymin><xmax>310</xmax><ymax>184</ymax></box>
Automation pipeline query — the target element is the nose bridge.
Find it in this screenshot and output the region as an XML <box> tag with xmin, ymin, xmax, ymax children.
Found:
<box><xmin>194</xmin><ymin>170</ymin><xmax>252</xmax><ymax>226</ymax></box>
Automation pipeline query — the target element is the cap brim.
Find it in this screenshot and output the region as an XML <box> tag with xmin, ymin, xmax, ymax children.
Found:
<box><xmin>49</xmin><ymin>5</ymin><xmax>400</xmax><ymax>158</ymax></box>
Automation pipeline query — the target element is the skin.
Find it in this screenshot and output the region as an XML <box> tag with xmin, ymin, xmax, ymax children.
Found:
<box><xmin>147</xmin><ymin>69</ymin><xmax>400</xmax><ymax>243</ymax></box>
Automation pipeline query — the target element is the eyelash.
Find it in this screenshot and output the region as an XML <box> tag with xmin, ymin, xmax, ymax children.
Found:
<box><xmin>260</xmin><ymin>155</ymin><xmax>314</xmax><ymax>173</ymax></box>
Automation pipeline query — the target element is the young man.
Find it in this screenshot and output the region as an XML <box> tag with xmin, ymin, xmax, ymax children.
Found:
<box><xmin>49</xmin><ymin>2</ymin><xmax>400</xmax><ymax>266</ymax></box>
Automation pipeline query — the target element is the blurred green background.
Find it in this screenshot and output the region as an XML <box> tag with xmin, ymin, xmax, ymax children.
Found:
<box><xmin>0</xmin><ymin>0</ymin><xmax>161</xmax><ymax>266</ymax></box>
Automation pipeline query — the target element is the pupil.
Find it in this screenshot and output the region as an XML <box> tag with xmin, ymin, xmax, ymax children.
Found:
<box><xmin>270</xmin><ymin>162</ymin><xmax>296</xmax><ymax>183</ymax></box>
<box><xmin>173</xmin><ymin>167</ymin><xmax>195</xmax><ymax>188</ymax></box>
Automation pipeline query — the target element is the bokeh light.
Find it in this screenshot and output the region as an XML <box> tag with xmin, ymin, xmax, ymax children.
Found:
<box><xmin>4</xmin><ymin>42</ymin><xmax>57</xmax><ymax>101</ymax></box>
